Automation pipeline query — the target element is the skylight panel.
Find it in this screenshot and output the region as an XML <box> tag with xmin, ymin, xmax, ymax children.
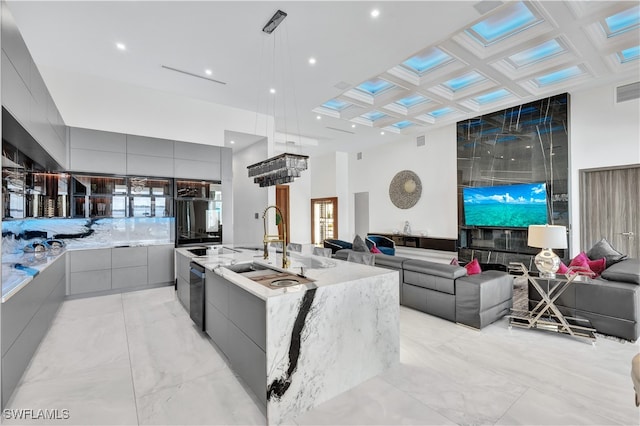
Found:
<box><xmin>466</xmin><ymin>2</ymin><xmax>542</xmax><ymax>46</ymax></box>
<box><xmin>322</xmin><ymin>99</ymin><xmax>352</xmax><ymax>111</ymax></box>
<box><xmin>602</xmin><ymin>5</ymin><xmax>639</xmax><ymax>38</ymax></box>
<box><xmin>402</xmin><ymin>47</ymin><xmax>454</xmax><ymax>75</ymax></box>
<box><xmin>396</xmin><ymin>94</ymin><xmax>429</xmax><ymax>108</ymax></box>
<box><xmin>443</xmin><ymin>71</ymin><xmax>486</xmax><ymax>92</ymax></box>
<box><xmin>429</xmin><ymin>107</ymin><xmax>454</xmax><ymax>118</ymax></box>
<box><xmin>361</xmin><ymin>110</ymin><xmax>387</xmax><ymax>121</ymax></box>
<box><xmin>392</xmin><ymin>120</ymin><xmax>415</xmax><ymax>130</ymax></box>
<box><xmin>534</xmin><ymin>65</ymin><xmax>584</xmax><ymax>87</ymax></box>
<box><xmin>508</xmin><ymin>39</ymin><xmax>565</xmax><ymax>68</ymax></box>
<box><xmin>617</xmin><ymin>45</ymin><xmax>640</xmax><ymax>63</ymax></box>
<box><xmin>356</xmin><ymin>78</ymin><xmax>395</xmax><ymax>96</ymax></box>
<box><xmin>473</xmin><ymin>89</ymin><xmax>511</xmax><ymax>105</ymax></box>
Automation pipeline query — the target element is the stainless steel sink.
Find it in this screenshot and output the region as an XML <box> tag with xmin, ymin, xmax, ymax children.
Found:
<box><xmin>224</xmin><ymin>262</ymin><xmax>270</xmax><ymax>274</ymax></box>
<box><xmin>224</xmin><ymin>262</ymin><xmax>313</xmax><ymax>288</ymax></box>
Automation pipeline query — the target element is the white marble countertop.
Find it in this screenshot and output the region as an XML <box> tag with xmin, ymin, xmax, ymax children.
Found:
<box><xmin>176</xmin><ymin>246</ymin><xmax>395</xmax><ymax>301</ymax></box>
<box><xmin>2</xmin><ymin>250</ymin><xmax>66</xmax><ymax>303</ymax></box>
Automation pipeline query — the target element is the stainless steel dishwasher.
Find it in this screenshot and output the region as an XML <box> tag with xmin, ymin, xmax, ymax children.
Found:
<box><xmin>189</xmin><ymin>262</ymin><xmax>206</xmax><ymax>331</ymax></box>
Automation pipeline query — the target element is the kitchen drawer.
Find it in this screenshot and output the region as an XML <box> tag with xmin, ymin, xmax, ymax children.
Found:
<box><xmin>205</xmin><ymin>300</ymin><xmax>228</xmax><ymax>357</ymax></box>
<box><xmin>176</xmin><ymin>252</ymin><xmax>192</xmax><ymax>281</ymax></box>
<box><xmin>228</xmin><ymin>284</ymin><xmax>266</xmax><ymax>351</ymax></box>
<box><xmin>177</xmin><ymin>276</ymin><xmax>190</xmax><ymax>312</ymax></box>
<box><xmin>112</xmin><ymin>246</ymin><xmax>147</xmax><ymax>268</ymax></box>
<box><xmin>227</xmin><ymin>321</ymin><xmax>266</xmax><ymax>406</ymax></box>
<box><xmin>69</xmin><ymin>269</ymin><xmax>111</xmax><ymax>295</ymax></box>
<box><xmin>112</xmin><ymin>266</ymin><xmax>148</xmax><ymax>289</ymax></box>
<box><xmin>69</xmin><ymin>249</ymin><xmax>111</xmax><ymax>272</ymax></box>
<box><xmin>205</xmin><ymin>270</ymin><xmax>229</xmax><ymax>317</ymax></box>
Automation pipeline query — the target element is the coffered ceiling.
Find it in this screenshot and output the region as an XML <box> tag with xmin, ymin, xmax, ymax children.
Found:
<box><xmin>6</xmin><ymin>1</ymin><xmax>640</xmax><ymax>156</ymax></box>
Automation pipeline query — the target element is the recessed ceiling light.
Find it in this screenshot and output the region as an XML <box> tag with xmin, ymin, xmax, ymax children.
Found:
<box><xmin>371</xmin><ymin>9</ymin><xmax>380</xmax><ymax>18</ymax></box>
<box><xmin>351</xmin><ymin>124</ymin><xmax>356</xmax><ymax>128</ymax></box>
<box><xmin>230</xmin><ymin>140</ymin><xmax>235</xmax><ymax>144</ymax></box>
<box><xmin>116</xmin><ymin>42</ymin><xmax>126</xmax><ymax>51</ymax></box>
<box><xmin>316</xmin><ymin>115</ymin><xmax>322</xmax><ymax>120</ymax></box>
<box><xmin>308</xmin><ymin>57</ymin><xmax>317</xmax><ymax>65</ymax></box>
<box><xmin>511</xmin><ymin>158</ymin><xmax>515</xmax><ymax>161</ymax></box>
<box><xmin>269</xmin><ymin>88</ymin><xmax>276</xmax><ymax>94</ymax></box>
<box><xmin>380</xmin><ymin>131</ymin><xmax>385</xmax><ymax>135</ymax></box>
<box><xmin>205</xmin><ymin>69</ymin><xmax>212</xmax><ymax>76</ymax></box>
<box><xmin>526</xmin><ymin>145</ymin><xmax>531</xmax><ymax>149</ymax></box>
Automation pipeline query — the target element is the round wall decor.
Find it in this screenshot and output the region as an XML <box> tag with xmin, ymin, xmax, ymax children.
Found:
<box><xmin>389</xmin><ymin>170</ymin><xmax>422</xmax><ymax>209</ymax></box>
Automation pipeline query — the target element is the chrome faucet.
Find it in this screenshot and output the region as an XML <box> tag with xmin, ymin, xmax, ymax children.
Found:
<box><xmin>262</xmin><ymin>205</ymin><xmax>290</xmax><ymax>268</ymax></box>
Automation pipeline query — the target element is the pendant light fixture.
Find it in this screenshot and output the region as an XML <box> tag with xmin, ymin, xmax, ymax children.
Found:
<box><xmin>247</xmin><ymin>9</ymin><xmax>309</xmax><ymax>187</ymax></box>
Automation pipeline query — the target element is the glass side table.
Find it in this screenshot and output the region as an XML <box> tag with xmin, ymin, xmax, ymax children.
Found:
<box><xmin>507</xmin><ymin>262</ymin><xmax>596</xmax><ymax>344</ymax></box>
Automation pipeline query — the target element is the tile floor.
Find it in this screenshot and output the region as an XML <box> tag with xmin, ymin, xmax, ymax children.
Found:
<box><xmin>3</xmin><ymin>285</ymin><xmax>639</xmax><ymax>425</ymax></box>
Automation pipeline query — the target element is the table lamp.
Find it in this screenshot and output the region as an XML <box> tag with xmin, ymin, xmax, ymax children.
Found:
<box><xmin>528</xmin><ymin>224</ymin><xmax>567</xmax><ymax>278</ymax></box>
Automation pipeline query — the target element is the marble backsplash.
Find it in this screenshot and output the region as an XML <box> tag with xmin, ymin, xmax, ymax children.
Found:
<box><xmin>2</xmin><ymin>217</ymin><xmax>175</xmax><ymax>253</ymax></box>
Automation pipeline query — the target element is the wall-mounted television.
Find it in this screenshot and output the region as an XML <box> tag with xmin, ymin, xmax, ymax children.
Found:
<box><xmin>463</xmin><ymin>182</ymin><xmax>548</xmax><ymax>228</ymax></box>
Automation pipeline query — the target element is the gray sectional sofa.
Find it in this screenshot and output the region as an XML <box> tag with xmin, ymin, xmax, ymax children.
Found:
<box><xmin>528</xmin><ymin>258</ymin><xmax>640</xmax><ymax>341</ymax></box>
<box><xmin>335</xmin><ymin>249</ymin><xmax>513</xmax><ymax>329</ymax></box>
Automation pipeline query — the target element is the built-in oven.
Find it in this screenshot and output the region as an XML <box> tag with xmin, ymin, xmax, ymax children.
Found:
<box><xmin>189</xmin><ymin>262</ymin><xmax>206</xmax><ymax>331</ymax></box>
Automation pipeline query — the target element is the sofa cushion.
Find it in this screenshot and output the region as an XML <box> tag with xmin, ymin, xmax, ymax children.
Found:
<box><xmin>403</xmin><ymin>259</ymin><xmax>467</xmax><ymax>280</ymax></box>
<box><xmin>353</xmin><ymin>235</ymin><xmax>368</xmax><ymax>252</ymax></box>
<box><xmin>587</xmin><ymin>238</ymin><xmax>627</xmax><ymax>268</ymax></box>
<box><xmin>601</xmin><ymin>258</ymin><xmax>640</xmax><ymax>285</ymax></box>
<box><xmin>576</xmin><ymin>278</ymin><xmax>640</xmax><ymax>321</ymax></box>
<box><xmin>374</xmin><ymin>254</ymin><xmax>409</xmax><ymax>270</ymax></box>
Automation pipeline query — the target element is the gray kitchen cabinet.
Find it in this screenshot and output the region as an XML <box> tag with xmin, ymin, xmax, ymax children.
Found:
<box><xmin>148</xmin><ymin>244</ymin><xmax>175</xmax><ymax>285</ymax></box>
<box><xmin>69</xmin><ymin>248</ymin><xmax>111</xmax><ymax>272</ymax></box>
<box><xmin>1</xmin><ymin>50</ymin><xmax>30</xmax><ymax>125</ymax></box>
<box><xmin>176</xmin><ymin>250</ymin><xmax>192</xmax><ymax>312</ymax></box>
<box><xmin>112</xmin><ymin>266</ymin><xmax>148</xmax><ymax>290</ymax></box>
<box><xmin>174</xmin><ymin>141</ymin><xmax>220</xmax><ymax>161</ymax></box>
<box><xmin>112</xmin><ymin>246</ymin><xmax>147</xmax><ymax>269</ymax></box>
<box><xmin>1</xmin><ymin>2</ymin><xmax>30</xmax><ymax>86</ymax></box>
<box><xmin>227</xmin><ymin>321</ymin><xmax>267</xmax><ymax>406</ymax></box>
<box><xmin>174</xmin><ymin>158</ymin><xmax>221</xmax><ymax>181</ymax></box>
<box><xmin>69</xmin><ymin>248</ymin><xmax>112</xmax><ymax>295</ymax></box>
<box><xmin>70</xmin><ymin>148</ymin><xmax>127</xmax><ymax>174</ymax></box>
<box><xmin>111</xmin><ymin>246</ymin><xmax>148</xmax><ymax>290</ymax></box>
<box><xmin>228</xmin><ymin>284</ymin><xmax>266</xmax><ymax>351</ymax></box>
<box><xmin>1</xmin><ymin>253</ymin><xmax>66</xmax><ymax>407</ymax></box>
<box><xmin>70</xmin><ymin>127</ymin><xmax>127</xmax><ymax>152</ymax></box>
<box><xmin>127</xmin><ymin>134</ymin><xmax>174</xmax><ymax>157</ymax></box>
<box><xmin>205</xmin><ymin>300</ymin><xmax>228</xmax><ymax>356</ymax></box>
<box><xmin>203</xmin><ymin>270</ymin><xmax>266</xmax><ymax>407</ymax></box>
<box><xmin>127</xmin><ymin>153</ymin><xmax>174</xmax><ymax>177</ymax></box>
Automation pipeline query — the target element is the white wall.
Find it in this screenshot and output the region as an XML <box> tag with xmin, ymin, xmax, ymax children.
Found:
<box><xmin>286</xmin><ymin>165</ymin><xmax>312</xmax><ymax>245</ymax></box>
<box><xmin>39</xmin><ymin>66</ymin><xmax>274</xmax><ymax>147</ymax></box>
<box><xmin>348</xmin><ymin>125</ymin><xmax>459</xmax><ymax>241</ymax></box>
<box><xmin>232</xmin><ymin>139</ymin><xmax>269</xmax><ymax>246</ymax></box>
<box><xmin>569</xmin><ymin>82</ymin><xmax>640</xmax><ymax>254</ymax></box>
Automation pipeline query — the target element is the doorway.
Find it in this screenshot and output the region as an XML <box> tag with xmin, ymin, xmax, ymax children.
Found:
<box><xmin>276</xmin><ymin>185</ymin><xmax>289</xmax><ymax>245</ymax></box>
<box><xmin>580</xmin><ymin>164</ymin><xmax>639</xmax><ymax>258</ymax></box>
<box><xmin>311</xmin><ymin>197</ymin><xmax>338</xmax><ymax>245</ymax></box>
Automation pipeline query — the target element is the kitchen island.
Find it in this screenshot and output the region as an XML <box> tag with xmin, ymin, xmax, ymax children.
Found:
<box><xmin>178</xmin><ymin>246</ymin><xmax>399</xmax><ymax>425</ymax></box>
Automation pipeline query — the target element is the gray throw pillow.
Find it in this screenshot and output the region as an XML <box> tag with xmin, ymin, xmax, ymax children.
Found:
<box><xmin>601</xmin><ymin>259</ymin><xmax>640</xmax><ymax>285</ymax></box>
<box><xmin>587</xmin><ymin>238</ymin><xmax>627</xmax><ymax>268</ymax></box>
<box><xmin>352</xmin><ymin>235</ymin><xmax>368</xmax><ymax>252</ymax></box>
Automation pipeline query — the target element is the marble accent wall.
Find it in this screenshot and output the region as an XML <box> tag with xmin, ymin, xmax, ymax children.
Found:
<box><xmin>2</xmin><ymin>217</ymin><xmax>174</xmax><ymax>252</ymax></box>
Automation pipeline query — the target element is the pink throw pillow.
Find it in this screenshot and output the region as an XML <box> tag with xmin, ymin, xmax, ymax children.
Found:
<box><xmin>569</xmin><ymin>252</ymin><xmax>595</xmax><ymax>276</ymax></box>
<box><xmin>557</xmin><ymin>261</ymin><xmax>572</xmax><ymax>275</ymax></box>
<box><xmin>370</xmin><ymin>245</ymin><xmax>382</xmax><ymax>254</ymax></box>
<box><xmin>465</xmin><ymin>259</ymin><xmax>482</xmax><ymax>275</ymax></box>
<box><xmin>587</xmin><ymin>257</ymin><xmax>606</xmax><ymax>276</ymax></box>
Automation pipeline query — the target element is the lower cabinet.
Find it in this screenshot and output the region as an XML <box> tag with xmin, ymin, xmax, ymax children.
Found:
<box><xmin>176</xmin><ymin>251</ymin><xmax>192</xmax><ymax>312</ymax></box>
<box><xmin>1</xmin><ymin>253</ymin><xmax>66</xmax><ymax>407</ymax></box>
<box><xmin>204</xmin><ymin>270</ymin><xmax>266</xmax><ymax>406</ymax></box>
<box><xmin>68</xmin><ymin>244</ymin><xmax>174</xmax><ymax>296</ymax></box>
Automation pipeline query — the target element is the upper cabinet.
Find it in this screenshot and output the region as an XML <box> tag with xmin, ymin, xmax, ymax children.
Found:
<box><xmin>69</xmin><ymin>128</ymin><xmax>224</xmax><ymax>181</ymax></box>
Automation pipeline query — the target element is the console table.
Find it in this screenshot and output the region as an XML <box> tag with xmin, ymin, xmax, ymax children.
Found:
<box><xmin>368</xmin><ymin>233</ymin><xmax>457</xmax><ymax>252</ymax></box>
<box><xmin>507</xmin><ymin>263</ymin><xmax>596</xmax><ymax>344</ymax></box>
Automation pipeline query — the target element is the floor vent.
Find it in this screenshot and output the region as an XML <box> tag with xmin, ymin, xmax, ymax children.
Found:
<box><xmin>416</xmin><ymin>135</ymin><xmax>426</xmax><ymax>147</ymax></box>
<box><xmin>357</xmin><ymin>152</ymin><xmax>363</xmax><ymax>160</ymax></box>
<box><xmin>616</xmin><ymin>81</ymin><xmax>640</xmax><ymax>103</ymax></box>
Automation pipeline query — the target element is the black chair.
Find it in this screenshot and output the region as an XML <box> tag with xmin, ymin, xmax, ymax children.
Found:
<box><xmin>323</xmin><ymin>239</ymin><xmax>352</xmax><ymax>255</ymax></box>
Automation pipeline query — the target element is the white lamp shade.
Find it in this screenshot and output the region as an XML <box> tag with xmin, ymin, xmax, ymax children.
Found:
<box><xmin>527</xmin><ymin>225</ymin><xmax>567</xmax><ymax>249</ymax></box>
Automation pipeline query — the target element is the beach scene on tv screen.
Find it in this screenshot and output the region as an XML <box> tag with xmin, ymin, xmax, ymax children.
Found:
<box><xmin>463</xmin><ymin>183</ymin><xmax>548</xmax><ymax>228</ymax></box>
